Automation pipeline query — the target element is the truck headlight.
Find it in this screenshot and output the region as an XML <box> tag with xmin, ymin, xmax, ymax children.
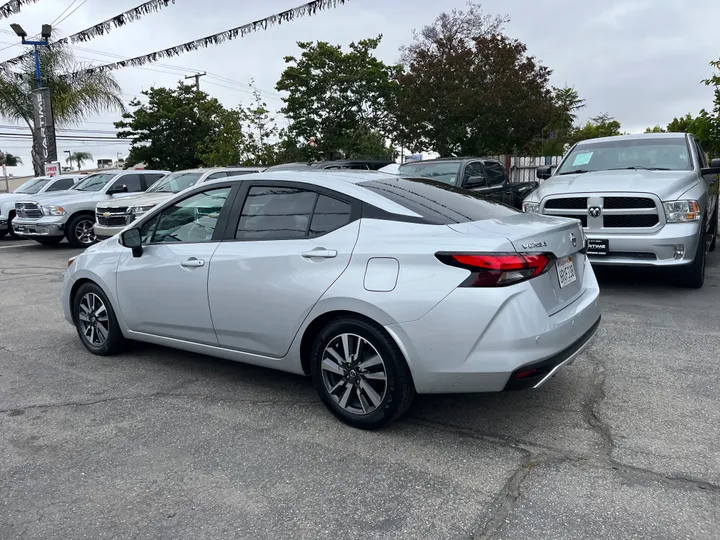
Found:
<box><xmin>42</xmin><ymin>205</ymin><xmax>66</xmax><ymax>216</ymax></box>
<box><xmin>663</xmin><ymin>200</ymin><xmax>701</xmax><ymax>223</ymax></box>
<box><xmin>522</xmin><ymin>202</ymin><xmax>540</xmax><ymax>213</ymax></box>
<box><xmin>130</xmin><ymin>205</ymin><xmax>155</xmax><ymax>216</ymax></box>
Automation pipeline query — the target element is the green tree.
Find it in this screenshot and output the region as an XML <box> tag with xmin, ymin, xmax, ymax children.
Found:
<box><xmin>701</xmin><ymin>57</ymin><xmax>720</xmax><ymax>156</ymax></box>
<box><xmin>644</xmin><ymin>125</ymin><xmax>666</xmax><ymax>133</ymax></box>
<box><xmin>396</xmin><ymin>5</ymin><xmax>555</xmax><ymax>155</ymax></box>
<box><xmin>276</xmin><ymin>36</ymin><xmax>400</xmax><ymax>160</ymax></box>
<box><xmin>116</xmin><ymin>83</ymin><xmax>230</xmax><ymax>170</ymax></box>
<box><xmin>198</xmin><ymin>107</ymin><xmax>245</xmax><ymax>167</ymax></box>
<box><xmin>0</xmin><ymin>151</ymin><xmax>22</xmax><ymax>166</ymax></box>
<box><xmin>240</xmin><ymin>82</ymin><xmax>281</xmax><ymax>165</ymax></box>
<box><xmin>65</xmin><ymin>151</ymin><xmax>93</xmax><ymax>170</ymax></box>
<box><xmin>570</xmin><ymin>114</ymin><xmax>622</xmax><ymax>143</ymax></box>
<box><xmin>0</xmin><ymin>43</ymin><xmax>124</xmax><ymax>175</ymax></box>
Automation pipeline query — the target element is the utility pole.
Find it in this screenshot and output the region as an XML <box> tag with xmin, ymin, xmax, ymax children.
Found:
<box><xmin>185</xmin><ymin>71</ymin><xmax>206</xmax><ymax>91</ymax></box>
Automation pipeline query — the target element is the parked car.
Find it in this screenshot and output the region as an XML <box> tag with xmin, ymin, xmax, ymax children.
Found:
<box><xmin>93</xmin><ymin>166</ymin><xmax>266</xmax><ymax>240</ymax></box>
<box><xmin>62</xmin><ymin>170</ymin><xmax>601</xmax><ymax>429</ymax></box>
<box><xmin>264</xmin><ymin>159</ymin><xmax>394</xmax><ymax>172</ymax></box>
<box><xmin>0</xmin><ymin>175</ymin><xmax>84</xmax><ymax>238</ymax></box>
<box><xmin>523</xmin><ymin>133</ymin><xmax>720</xmax><ymax>288</ymax></box>
<box><xmin>12</xmin><ymin>169</ymin><xmax>168</xmax><ymax>247</ymax></box>
<box><xmin>377</xmin><ymin>163</ymin><xmax>400</xmax><ymax>175</ymax></box>
<box><xmin>397</xmin><ymin>157</ymin><xmax>538</xmax><ymax>209</ymax></box>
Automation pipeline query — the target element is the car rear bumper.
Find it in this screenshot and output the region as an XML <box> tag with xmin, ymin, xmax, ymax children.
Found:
<box><xmin>386</xmin><ymin>259</ymin><xmax>602</xmax><ymax>394</ymax></box>
<box><xmin>585</xmin><ymin>222</ymin><xmax>701</xmax><ymax>267</ymax></box>
<box><xmin>12</xmin><ymin>217</ymin><xmax>64</xmax><ymax>237</ymax></box>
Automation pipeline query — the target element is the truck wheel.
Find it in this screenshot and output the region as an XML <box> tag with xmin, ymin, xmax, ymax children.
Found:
<box><xmin>66</xmin><ymin>214</ymin><xmax>97</xmax><ymax>248</ymax></box>
<box><xmin>0</xmin><ymin>230</ymin><xmax>7</xmax><ymax>238</ymax></box>
<box><xmin>676</xmin><ymin>226</ymin><xmax>706</xmax><ymax>289</ymax></box>
<box><xmin>34</xmin><ymin>237</ymin><xmax>63</xmax><ymax>245</ymax></box>
<box><xmin>7</xmin><ymin>212</ymin><xmax>18</xmax><ymax>238</ymax></box>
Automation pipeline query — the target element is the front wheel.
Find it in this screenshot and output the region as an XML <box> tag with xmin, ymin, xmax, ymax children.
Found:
<box><xmin>7</xmin><ymin>213</ymin><xmax>18</xmax><ymax>238</ymax></box>
<box><xmin>0</xmin><ymin>229</ymin><xmax>7</xmax><ymax>238</ymax></box>
<box><xmin>34</xmin><ymin>237</ymin><xmax>63</xmax><ymax>245</ymax></box>
<box><xmin>310</xmin><ymin>317</ymin><xmax>415</xmax><ymax>429</ymax></box>
<box><xmin>676</xmin><ymin>225</ymin><xmax>706</xmax><ymax>289</ymax></box>
<box><xmin>73</xmin><ymin>282</ymin><xmax>125</xmax><ymax>355</ymax></box>
<box><xmin>66</xmin><ymin>214</ymin><xmax>97</xmax><ymax>248</ymax></box>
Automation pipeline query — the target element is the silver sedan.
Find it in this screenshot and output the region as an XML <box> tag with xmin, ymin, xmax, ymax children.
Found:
<box><xmin>62</xmin><ymin>171</ymin><xmax>601</xmax><ymax>429</ymax></box>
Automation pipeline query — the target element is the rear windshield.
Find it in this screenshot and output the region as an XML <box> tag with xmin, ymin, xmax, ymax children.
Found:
<box><xmin>359</xmin><ymin>177</ymin><xmax>518</xmax><ymax>224</ymax></box>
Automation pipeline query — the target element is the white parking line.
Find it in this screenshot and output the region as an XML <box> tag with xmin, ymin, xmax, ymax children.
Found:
<box><xmin>0</xmin><ymin>243</ymin><xmax>35</xmax><ymax>249</ymax></box>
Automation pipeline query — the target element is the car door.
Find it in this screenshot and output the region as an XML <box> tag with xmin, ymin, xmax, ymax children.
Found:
<box><xmin>462</xmin><ymin>161</ymin><xmax>508</xmax><ymax>203</ymax></box>
<box><xmin>207</xmin><ymin>182</ymin><xmax>361</xmax><ymax>356</ymax></box>
<box><xmin>482</xmin><ymin>161</ymin><xmax>515</xmax><ymax>206</ymax></box>
<box><xmin>45</xmin><ymin>177</ymin><xmax>76</xmax><ymax>192</ymax></box>
<box><xmin>105</xmin><ymin>173</ymin><xmax>146</xmax><ymax>200</ymax></box>
<box><xmin>694</xmin><ymin>139</ymin><xmax>718</xmax><ymax>222</ymax></box>
<box><xmin>115</xmin><ymin>185</ymin><xmax>236</xmax><ymax>344</ymax></box>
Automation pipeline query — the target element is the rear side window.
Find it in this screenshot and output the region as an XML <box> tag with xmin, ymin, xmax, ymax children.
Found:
<box><xmin>206</xmin><ymin>172</ymin><xmax>228</xmax><ymax>180</ymax></box>
<box><xmin>483</xmin><ymin>162</ymin><xmax>506</xmax><ymax>186</ymax></box>
<box><xmin>116</xmin><ymin>174</ymin><xmax>143</xmax><ymax>192</ymax></box>
<box><xmin>47</xmin><ymin>178</ymin><xmax>75</xmax><ymax>191</ymax></box>
<box><xmin>142</xmin><ymin>173</ymin><xmax>165</xmax><ymax>187</ymax></box>
<box><xmin>360</xmin><ymin>177</ymin><xmax>518</xmax><ymax>224</ymax></box>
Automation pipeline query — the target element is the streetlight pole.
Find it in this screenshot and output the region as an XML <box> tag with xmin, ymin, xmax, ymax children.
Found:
<box><xmin>10</xmin><ymin>24</ymin><xmax>52</xmax><ymax>89</ymax></box>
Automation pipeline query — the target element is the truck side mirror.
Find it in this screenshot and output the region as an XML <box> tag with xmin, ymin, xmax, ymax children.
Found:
<box><xmin>536</xmin><ymin>166</ymin><xmax>553</xmax><ymax>180</ymax></box>
<box><xmin>465</xmin><ymin>175</ymin><xmax>487</xmax><ymax>187</ymax></box>
<box><xmin>701</xmin><ymin>158</ymin><xmax>720</xmax><ymax>176</ymax></box>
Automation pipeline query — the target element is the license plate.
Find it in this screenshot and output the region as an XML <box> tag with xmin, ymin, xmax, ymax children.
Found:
<box><xmin>14</xmin><ymin>226</ymin><xmax>26</xmax><ymax>232</ymax></box>
<box><xmin>587</xmin><ymin>239</ymin><xmax>608</xmax><ymax>256</ymax></box>
<box><xmin>556</xmin><ymin>256</ymin><xmax>577</xmax><ymax>289</ymax></box>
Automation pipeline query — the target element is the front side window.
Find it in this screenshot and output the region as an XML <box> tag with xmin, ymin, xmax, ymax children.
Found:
<box><xmin>14</xmin><ymin>177</ymin><xmax>50</xmax><ymax>194</ymax></box>
<box><xmin>235</xmin><ymin>187</ymin><xmax>352</xmax><ymax>240</ymax></box>
<box><xmin>142</xmin><ymin>173</ymin><xmax>166</xmax><ymax>186</ymax></box>
<box><xmin>151</xmin><ymin>187</ymin><xmax>231</xmax><ymax>243</ymax></box>
<box><xmin>146</xmin><ymin>172</ymin><xmax>203</xmax><ymax>193</ymax></box>
<box><xmin>483</xmin><ymin>162</ymin><xmax>506</xmax><ymax>186</ymax></box>
<box><xmin>206</xmin><ymin>172</ymin><xmax>229</xmax><ymax>180</ymax></box>
<box><xmin>46</xmin><ymin>178</ymin><xmax>75</xmax><ymax>191</ymax></box>
<box><xmin>112</xmin><ymin>174</ymin><xmax>143</xmax><ymax>193</ymax></box>
<box><xmin>462</xmin><ymin>162</ymin><xmax>486</xmax><ymax>186</ymax></box>
<box><xmin>694</xmin><ymin>140</ymin><xmax>708</xmax><ymax>168</ymax></box>
<box><xmin>556</xmin><ymin>138</ymin><xmax>692</xmax><ymax>174</ymax></box>
<box><xmin>398</xmin><ymin>161</ymin><xmax>461</xmax><ymax>186</ymax></box>
<box><xmin>73</xmin><ymin>173</ymin><xmax>117</xmax><ymax>192</ymax></box>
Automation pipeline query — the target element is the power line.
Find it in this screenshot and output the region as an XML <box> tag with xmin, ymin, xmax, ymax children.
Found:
<box><xmin>55</xmin><ymin>0</ymin><xmax>89</xmax><ymax>27</ymax></box>
<box><xmin>51</xmin><ymin>0</ymin><xmax>80</xmax><ymax>25</ymax></box>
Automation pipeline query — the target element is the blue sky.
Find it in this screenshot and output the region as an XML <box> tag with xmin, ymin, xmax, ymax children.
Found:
<box><xmin>1</xmin><ymin>0</ymin><xmax>718</xmax><ymax>176</ymax></box>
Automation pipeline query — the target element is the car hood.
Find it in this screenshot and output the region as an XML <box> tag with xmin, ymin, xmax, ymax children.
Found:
<box><xmin>532</xmin><ymin>170</ymin><xmax>697</xmax><ymax>202</ymax></box>
<box><xmin>99</xmin><ymin>192</ymin><xmax>172</xmax><ymax>208</ymax></box>
<box><xmin>15</xmin><ymin>190</ymin><xmax>99</xmax><ymax>205</ymax></box>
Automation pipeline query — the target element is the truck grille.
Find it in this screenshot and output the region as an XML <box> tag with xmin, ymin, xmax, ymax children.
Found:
<box><xmin>96</xmin><ymin>207</ymin><xmax>130</xmax><ymax>227</ymax></box>
<box><xmin>542</xmin><ymin>195</ymin><xmax>661</xmax><ymax>230</ymax></box>
<box><xmin>15</xmin><ymin>202</ymin><xmax>42</xmax><ymax>219</ymax></box>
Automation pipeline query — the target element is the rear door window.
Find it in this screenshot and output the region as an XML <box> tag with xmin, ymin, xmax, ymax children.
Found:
<box><xmin>114</xmin><ymin>174</ymin><xmax>143</xmax><ymax>192</ymax></box>
<box><xmin>360</xmin><ymin>177</ymin><xmax>518</xmax><ymax>224</ymax></box>
<box><xmin>46</xmin><ymin>178</ymin><xmax>75</xmax><ymax>191</ymax></box>
<box><xmin>483</xmin><ymin>162</ymin><xmax>507</xmax><ymax>186</ymax></box>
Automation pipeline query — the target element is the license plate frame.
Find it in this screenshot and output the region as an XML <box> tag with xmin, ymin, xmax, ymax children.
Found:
<box><xmin>556</xmin><ymin>256</ymin><xmax>577</xmax><ymax>289</ymax></box>
<box><xmin>587</xmin><ymin>238</ymin><xmax>609</xmax><ymax>256</ymax></box>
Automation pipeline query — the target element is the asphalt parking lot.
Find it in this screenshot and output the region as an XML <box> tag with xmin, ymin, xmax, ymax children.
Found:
<box><xmin>1</xmin><ymin>236</ymin><xmax>719</xmax><ymax>540</ymax></box>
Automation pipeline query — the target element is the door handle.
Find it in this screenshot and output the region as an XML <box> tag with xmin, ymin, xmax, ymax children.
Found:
<box><xmin>181</xmin><ymin>258</ymin><xmax>205</xmax><ymax>268</ymax></box>
<box><xmin>301</xmin><ymin>248</ymin><xmax>338</xmax><ymax>259</ymax></box>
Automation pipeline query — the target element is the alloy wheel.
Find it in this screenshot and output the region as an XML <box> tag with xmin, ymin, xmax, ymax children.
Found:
<box><xmin>78</xmin><ymin>292</ymin><xmax>109</xmax><ymax>347</ymax></box>
<box><xmin>75</xmin><ymin>219</ymin><xmax>96</xmax><ymax>245</ymax></box>
<box><xmin>321</xmin><ymin>333</ymin><xmax>388</xmax><ymax>415</ymax></box>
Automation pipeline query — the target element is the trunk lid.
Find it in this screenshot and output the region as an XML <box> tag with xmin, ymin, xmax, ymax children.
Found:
<box><xmin>448</xmin><ymin>213</ymin><xmax>587</xmax><ymax>315</ymax></box>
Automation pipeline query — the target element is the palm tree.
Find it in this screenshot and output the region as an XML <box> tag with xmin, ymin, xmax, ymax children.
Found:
<box><xmin>0</xmin><ymin>151</ymin><xmax>23</xmax><ymax>166</ymax></box>
<box><xmin>0</xmin><ymin>42</ymin><xmax>124</xmax><ymax>175</ymax></box>
<box><xmin>66</xmin><ymin>151</ymin><xmax>93</xmax><ymax>171</ymax></box>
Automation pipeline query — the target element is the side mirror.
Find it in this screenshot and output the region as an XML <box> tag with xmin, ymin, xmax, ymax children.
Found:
<box><xmin>466</xmin><ymin>175</ymin><xmax>487</xmax><ymax>187</ymax></box>
<box><xmin>108</xmin><ymin>184</ymin><xmax>128</xmax><ymax>195</ymax></box>
<box><xmin>536</xmin><ymin>166</ymin><xmax>553</xmax><ymax>180</ymax></box>
<box><xmin>701</xmin><ymin>158</ymin><xmax>720</xmax><ymax>176</ymax></box>
<box><xmin>120</xmin><ymin>228</ymin><xmax>143</xmax><ymax>258</ymax></box>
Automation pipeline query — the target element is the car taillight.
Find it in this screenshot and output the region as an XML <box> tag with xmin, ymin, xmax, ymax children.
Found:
<box><xmin>435</xmin><ymin>252</ymin><xmax>553</xmax><ymax>287</ymax></box>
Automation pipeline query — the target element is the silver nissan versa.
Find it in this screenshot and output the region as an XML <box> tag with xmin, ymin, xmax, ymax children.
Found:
<box><xmin>62</xmin><ymin>171</ymin><xmax>601</xmax><ymax>429</ymax></box>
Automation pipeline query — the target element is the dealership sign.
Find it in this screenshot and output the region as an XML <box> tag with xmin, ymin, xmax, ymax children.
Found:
<box><xmin>31</xmin><ymin>88</ymin><xmax>57</xmax><ymax>164</ymax></box>
<box><xmin>44</xmin><ymin>162</ymin><xmax>61</xmax><ymax>177</ymax></box>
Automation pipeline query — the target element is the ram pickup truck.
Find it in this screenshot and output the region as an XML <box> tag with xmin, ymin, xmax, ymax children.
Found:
<box><xmin>12</xmin><ymin>169</ymin><xmax>168</xmax><ymax>247</ymax></box>
<box><xmin>0</xmin><ymin>174</ymin><xmax>83</xmax><ymax>237</ymax></box>
<box><xmin>93</xmin><ymin>166</ymin><xmax>265</xmax><ymax>239</ymax></box>
<box><xmin>523</xmin><ymin>133</ymin><xmax>720</xmax><ymax>288</ymax></box>
<box><xmin>397</xmin><ymin>157</ymin><xmax>538</xmax><ymax>209</ymax></box>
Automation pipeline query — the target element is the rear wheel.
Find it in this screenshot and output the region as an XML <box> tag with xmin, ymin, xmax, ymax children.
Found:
<box><xmin>676</xmin><ymin>224</ymin><xmax>706</xmax><ymax>289</ymax></box>
<box><xmin>73</xmin><ymin>282</ymin><xmax>125</xmax><ymax>355</ymax></box>
<box><xmin>34</xmin><ymin>237</ymin><xmax>63</xmax><ymax>245</ymax></box>
<box><xmin>66</xmin><ymin>214</ymin><xmax>97</xmax><ymax>248</ymax></box>
<box><xmin>310</xmin><ymin>316</ymin><xmax>415</xmax><ymax>429</ymax></box>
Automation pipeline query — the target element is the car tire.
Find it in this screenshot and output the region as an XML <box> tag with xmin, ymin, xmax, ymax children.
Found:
<box><xmin>310</xmin><ymin>316</ymin><xmax>416</xmax><ymax>429</ymax></box>
<box><xmin>72</xmin><ymin>282</ymin><xmax>125</xmax><ymax>356</ymax></box>
<box><xmin>0</xmin><ymin>230</ymin><xmax>6</xmax><ymax>238</ymax></box>
<box><xmin>7</xmin><ymin>212</ymin><xmax>18</xmax><ymax>238</ymax></box>
<box><xmin>66</xmin><ymin>214</ymin><xmax>97</xmax><ymax>248</ymax></box>
<box><xmin>676</xmin><ymin>224</ymin><xmax>706</xmax><ymax>289</ymax></box>
<box><xmin>34</xmin><ymin>237</ymin><xmax>63</xmax><ymax>245</ymax></box>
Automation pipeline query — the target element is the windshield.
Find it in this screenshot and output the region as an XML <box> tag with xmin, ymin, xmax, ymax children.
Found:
<box><xmin>147</xmin><ymin>172</ymin><xmax>202</xmax><ymax>193</ymax></box>
<box><xmin>73</xmin><ymin>173</ymin><xmax>117</xmax><ymax>192</ymax></box>
<box><xmin>397</xmin><ymin>161</ymin><xmax>461</xmax><ymax>185</ymax></box>
<box><xmin>14</xmin><ymin>177</ymin><xmax>51</xmax><ymax>194</ymax></box>
<box><xmin>556</xmin><ymin>138</ymin><xmax>692</xmax><ymax>175</ymax></box>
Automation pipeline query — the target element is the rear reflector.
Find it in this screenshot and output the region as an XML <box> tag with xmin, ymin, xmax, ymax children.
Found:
<box><xmin>435</xmin><ymin>252</ymin><xmax>553</xmax><ymax>287</ymax></box>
